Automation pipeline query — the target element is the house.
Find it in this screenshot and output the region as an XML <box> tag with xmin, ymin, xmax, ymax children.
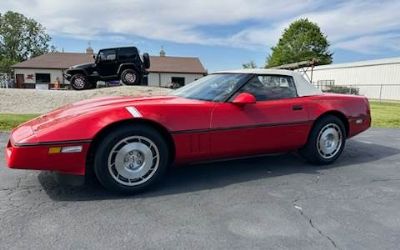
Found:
<box><xmin>11</xmin><ymin>47</ymin><xmax>207</xmax><ymax>89</ymax></box>
<box><xmin>301</xmin><ymin>57</ymin><xmax>400</xmax><ymax>100</ymax></box>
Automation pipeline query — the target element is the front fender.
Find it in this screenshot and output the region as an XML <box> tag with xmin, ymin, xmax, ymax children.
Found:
<box><xmin>32</xmin><ymin>106</ymin><xmax>157</xmax><ymax>143</ymax></box>
<box><xmin>66</xmin><ymin>69</ymin><xmax>89</xmax><ymax>77</ymax></box>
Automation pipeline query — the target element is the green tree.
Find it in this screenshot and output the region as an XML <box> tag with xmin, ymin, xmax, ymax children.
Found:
<box><xmin>0</xmin><ymin>11</ymin><xmax>52</xmax><ymax>72</ymax></box>
<box><xmin>242</xmin><ymin>60</ymin><xmax>257</xmax><ymax>69</ymax></box>
<box><xmin>266</xmin><ymin>18</ymin><xmax>332</xmax><ymax>68</ymax></box>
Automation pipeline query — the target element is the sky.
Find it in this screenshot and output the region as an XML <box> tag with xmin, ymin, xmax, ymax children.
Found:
<box><xmin>1</xmin><ymin>0</ymin><xmax>400</xmax><ymax>72</ymax></box>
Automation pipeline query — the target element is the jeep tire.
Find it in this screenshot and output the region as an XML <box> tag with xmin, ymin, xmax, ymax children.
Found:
<box><xmin>142</xmin><ymin>53</ymin><xmax>150</xmax><ymax>69</ymax></box>
<box><xmin>70</xmin><ymin>74</ymin><xmax>90</xmax><ymax>90</ymax></box>
<box><xmin>121</xmin><ymin>69</ymin><xmax>140</xmax><ymax>85</ymax></box>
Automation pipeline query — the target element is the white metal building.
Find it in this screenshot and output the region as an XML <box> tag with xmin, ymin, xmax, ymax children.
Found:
<box><xmin>301</xmin><ymin>57</ymin><xmax>400</xmax><ymax>100</ymax></box>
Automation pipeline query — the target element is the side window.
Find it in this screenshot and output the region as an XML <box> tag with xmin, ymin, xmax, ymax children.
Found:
<box><xmin>99</xmin><ymin>49</ymin><xmax>116</xmax><ymax>61</ymax></box>
<box><xmin>119</xmin><ymin>48</ymin><xmax>137</xmax><ymax>61</ymax></box>
<box><xmin>239</xmin><ymin>75</ymin><xmax>297</xmax><ymax>101</ymax></box>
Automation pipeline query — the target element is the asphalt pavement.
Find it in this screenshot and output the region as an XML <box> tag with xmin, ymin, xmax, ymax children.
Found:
<box><xmin>1</xmin><ymin>128</ymin><xmax>400</xmax><ymax>250</ymax></box>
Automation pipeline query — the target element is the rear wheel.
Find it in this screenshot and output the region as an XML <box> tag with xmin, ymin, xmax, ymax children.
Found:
<box><xmin>121</xmin><ymin>69</ymin><xmax>140</xmax><ymax>85</ymax></box>
<box><xmin>94</xmin><ymin>125</ymin><xmax>169</xmax><ymax>194</ymax></box>
<box><xmin>299</xmin><ymin>115</ymin><xmax>346</xmax><ymax>165</ymax></box>
<box><xmin>70</xmin><ymin>74</ymin><xmax>90</xmax><ymax>90</ymax></box>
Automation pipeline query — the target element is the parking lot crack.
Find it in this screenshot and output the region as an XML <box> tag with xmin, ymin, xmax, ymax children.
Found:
<box><xmin>293</xmin><ymin>203</ymin><xmax>339</xmax><ymax>249</ymax></box>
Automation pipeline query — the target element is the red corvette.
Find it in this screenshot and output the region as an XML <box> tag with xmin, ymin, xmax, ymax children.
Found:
<box><xmin>5</xmin><ymin>69</ymin><xmax>371</xmax><ymax>193</ymax></box>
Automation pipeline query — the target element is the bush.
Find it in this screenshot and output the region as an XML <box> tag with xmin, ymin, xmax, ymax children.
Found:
<box><xmin>322</xmin><ymin>85</ymin><xmax>359</xmax><ymax>95</ymax></box>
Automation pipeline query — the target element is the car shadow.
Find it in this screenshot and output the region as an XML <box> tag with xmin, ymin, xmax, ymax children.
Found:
<box><xmin>38</xmin><ymin>139</ymin><xmax>400</xmax><ymax>201</ymax></box>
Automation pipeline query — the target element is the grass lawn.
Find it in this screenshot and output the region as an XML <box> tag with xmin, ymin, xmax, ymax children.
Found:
<box><xmin>0</xmin><ymin>114</ymin><xmax>38</xmax><ymax>131</ymax></box>
<box><xmin>370</xmin><ymin>101</ymin><xmax>400</xmax><ymax>128</ymax></box>
<box><xmin>0</xmin><ymin>101</ymin><xmax>399</xmax><ymax>131</ymax></box>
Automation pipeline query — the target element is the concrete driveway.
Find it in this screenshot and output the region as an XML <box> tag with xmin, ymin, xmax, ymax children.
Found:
<box><xmin>1</xmin><ymin>129</ymin><xmax>400</xmax><ymax>250</ymax></box>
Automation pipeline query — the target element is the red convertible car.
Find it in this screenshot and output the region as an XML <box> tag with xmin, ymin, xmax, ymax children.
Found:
<box><xmin>6</xmin><ymin>69</ymin><xmax>371</xmax><ymax>193</ymax></box>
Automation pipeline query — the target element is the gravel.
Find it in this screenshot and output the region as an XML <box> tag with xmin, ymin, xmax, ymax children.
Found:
<box><xmin>0</xmin><ymin>86</ymin><xmax>171</xmax><ymax>114</ymax></box>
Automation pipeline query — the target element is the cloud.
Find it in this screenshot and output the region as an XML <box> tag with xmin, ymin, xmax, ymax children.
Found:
<box><xmin>1</xmin><ymin>0</ymin><xmax>399</xmax><ymax>54</ymax></box>
<box><xmin>225</xmin><ymin>0</ymin><xmax>400</xmax><ymax>53</ymax></box>
<box><xmin>335</xmin><ymin>33</ymin><xmax>400</xmax><ymax>54</ymax></box>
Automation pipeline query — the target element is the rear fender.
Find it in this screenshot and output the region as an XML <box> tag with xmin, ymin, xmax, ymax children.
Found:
<box><xmin>117</xmin><ymin>63</ymin><xmax>140</xmax><ymax>76</ymax></box>
<box><xmin>307</xmin><ymin>96</ymin><xmax>371</xmax><ymax>138</ymax></box>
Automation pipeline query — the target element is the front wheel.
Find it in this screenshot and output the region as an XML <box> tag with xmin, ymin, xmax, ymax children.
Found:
<box><xmin>70</xmin><ymin>74</ymin><xmax>89</xmax><ymax>90</ymax></box>
<box><xmin>94</xmin><ymin>124</ymin><xmax>170</xmax><ymax>194</ymax></box>
<box><xmin>299</xmin><ymin>115</ymin><xmax>346</xmax><ymax>165</ymax></box>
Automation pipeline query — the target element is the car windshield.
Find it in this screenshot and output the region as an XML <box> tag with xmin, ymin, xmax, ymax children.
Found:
<box><xmin>172</xmin><ymin>73</ymin><xmax>249</xmax><ymax>102</ymax></box>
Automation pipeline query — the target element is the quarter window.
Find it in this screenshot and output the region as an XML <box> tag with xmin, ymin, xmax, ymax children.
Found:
<box><xmin>239</xmin><ymin>75</ymin><xmax>297</xmax><ymax>101</ymax></box>
<box><xmin>119</xmin><ymin>48</ymin><xmax>138</xmax><ymax>60</ymax></box>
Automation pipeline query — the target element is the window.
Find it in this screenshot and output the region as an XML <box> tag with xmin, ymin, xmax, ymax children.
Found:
<box><xmin>239</xmin><ymin>75</ymin><xmax>297</xmax><ymax>101</ymax></box>
<box><xmin>173</xmin><ymin>73</ymin><xmax>248</xmax><ymax>102</ymax></box>
<box><xmin>171</xmin><ymin>77</ymin><xmax>185</xmax><ymax>87</ymax></box>
<box><xmin>36</xmin><ymin>73</ymin><xmax>50</xmax><ymax>84</ymax></box>
<box><xmin>119</xmin><ymin>48</ymin><xmax>138</xmax><ymax>61</ymax></box>
<box><xmin>98</xmin><ymin>49</ymin><xmax>116</xmax><ymax>61</ymax></box>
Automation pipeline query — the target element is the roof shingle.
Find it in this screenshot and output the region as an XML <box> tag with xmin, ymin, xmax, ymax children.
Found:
<box><xmin>12</xmin><ymin>53</ymin><xmax>94</xmax><ymax>69</ymax></box>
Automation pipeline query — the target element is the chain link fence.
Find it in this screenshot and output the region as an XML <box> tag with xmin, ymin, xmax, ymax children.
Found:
<box><xmin>315</xmin><ymin>84</ymin><xmax>400</xmax><ymax>101</ymax></box>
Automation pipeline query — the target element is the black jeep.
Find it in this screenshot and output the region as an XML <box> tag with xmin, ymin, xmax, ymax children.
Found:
<box><xmin>65</xmin><ymin>46</ymin><xmax>150</xmax><ymax>90</ymax></box>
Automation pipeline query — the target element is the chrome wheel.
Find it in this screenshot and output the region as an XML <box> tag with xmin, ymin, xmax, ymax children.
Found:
<box><xmin>316</xmin><ymin>123</ymin><xmax>343</xmax><ymax>159</ymax></box>
<box><xmin>125</xmin><ymin>72</ymin><xmax>136</xmax><ymax>84</ymax></box>
<box><xmin>108</xmin><ymin>136</ymin><xmax>160</xmax><ymax>186</ymax></box>
<box><xmin>73</xmin><ymin>77</ymin><xmax>86</xmax><ymax>89</ymax></box>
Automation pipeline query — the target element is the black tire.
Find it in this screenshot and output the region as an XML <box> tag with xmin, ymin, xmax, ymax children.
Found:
<box><xmin>142</xmin><ymin>53</ymin><xmax>150</xmax><ymax>69</ymax></box>
<box><xmin>94</xmin><ymin>124</ymin><xmax>169</xmax><ymax>194</ymax></box>
<box><xmin>70</xmin><ymin>74</ymin><xmax>89</xmax><ymax>90</ymax></box>
<box><xmin>299</xmin><ymin>115</ymin><xmax>346</xmax><ymax>165</ymax></box>
<box><xmin>121</xmin><ymin>69</ymin><xmax>140</xmax><ymax>85</ymax></box>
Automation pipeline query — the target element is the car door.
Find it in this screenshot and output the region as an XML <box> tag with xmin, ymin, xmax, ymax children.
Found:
<box><xmin>96</xmin><ymin>49</ymin><xmax>119</xmax><ymax>77</ymax></box>
<box><xmin>210</xmin><ymin>74</ymin><xmax>312</xmax><ymax>159</ymax></box>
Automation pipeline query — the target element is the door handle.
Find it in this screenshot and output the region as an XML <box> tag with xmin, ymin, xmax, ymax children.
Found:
<box><xmin>292</xmin><ymin>105</ymin><xmax>303</xmax><ymax>111</ymax></box>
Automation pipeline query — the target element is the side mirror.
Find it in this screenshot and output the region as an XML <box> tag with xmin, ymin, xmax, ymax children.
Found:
<box><xmin>232</xmin><ymin>92</ymin><xmax>256</xmax><ymax>106</ymax></box>
<box><xmin>92</xmin><ymin>55</ymin><xmax>96</xmax><ymax>60</ymax></box>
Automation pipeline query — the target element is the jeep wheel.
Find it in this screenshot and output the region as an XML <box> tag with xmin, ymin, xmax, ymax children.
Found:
<box><xmin>70</xmin><ymin>74</ymin><xmax>89</xmax><ymax>90</ymax></box>
<box><xmin>142</xmin><ymin>53</ymin><xmax>150</xmax><ymax>69</ymax></box>
<box><xmin>121</xmin><ymin>69</ymin><xmax>140</xmax><ymax>85</ymax></box>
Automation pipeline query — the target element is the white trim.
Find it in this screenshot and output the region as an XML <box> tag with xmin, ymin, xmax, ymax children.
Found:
<box><xmin>126</xmin><ymin>106</ymin><xmax>142</xmax><ymax>117</ymax></box>
<box><xmin>311</xmin><ymin>57</ymin><xmax>400</xmax><ymax>71</ymax></box>
<box><xmin>216</xmin><ymin>68</ymin><xmax>297</xmax><ymax>76</ymax></box>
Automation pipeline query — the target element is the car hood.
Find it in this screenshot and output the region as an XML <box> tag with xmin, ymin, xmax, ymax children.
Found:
<box><xmin>11</xmin><ymin>95</ymin><xmax>209</xmax><ymax>145</ymax></box>
<box><xmin>69</xmin><ymin>62</ymin><xmax>95</xmax><ymax>70</ymax></box>
<box><xmin>22</xmin><ymin>95</ymin><xmax>197</xmax><ymax>132</ymax></box>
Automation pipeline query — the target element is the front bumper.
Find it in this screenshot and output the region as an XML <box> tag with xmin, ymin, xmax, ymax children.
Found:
<box><xmin>63</xmin><ymin>73</ymin><xmax>72</xmax><ymax>81</ymax></box>
<box><xmin>5</xmin><ymin>136</ymin><xmax>89</xmax><ymax>175</ymax></box>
